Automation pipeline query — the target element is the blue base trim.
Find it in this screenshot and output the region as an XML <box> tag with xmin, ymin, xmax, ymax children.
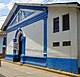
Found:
<box><xmin>5</xmin><ymin>54</ymin><xmax>78</xmax><ymax>74</ymax></box>
<box><xmin>20</xmin><ymin>56</ymin><xmax>47</xmax><ymax>67</ymax></box>
<box><xmin>47</xmin><ymin>58</ymin><xmax>78</xmax><ymax>74</ymax></box>
<box><xmin>5</xmin><ymin>54</ymin><xmax>19</xmax><ymax>62</ymax></box>
<box><xmin>5</xmin><ymin>54</ymin><xmax>14</xmax><ymax>61</ymax></box>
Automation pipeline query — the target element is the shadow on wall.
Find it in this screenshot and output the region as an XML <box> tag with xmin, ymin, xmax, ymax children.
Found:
<box><xmin>22</xmin><ymin>20</ymin><xmax>44</xmax><ymax>52</ymax></box>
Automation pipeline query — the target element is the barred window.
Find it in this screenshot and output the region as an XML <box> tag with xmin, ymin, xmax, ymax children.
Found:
<box><xmin>62</xmin><ymin>14</ymin><xmax>70</xmax><ymax>31</ymax></box>
<box><xmin>53</xmin><ymin>17</ymin><xmax>59</xmax><ymax>33</ymax></box>
<box><xmin>53</xmin><ymin>42</ymin><xmax>60</xmax><ymax>47</ymax></box>
<box><xmin>63</xmin><ymin>41</ymin><xmax>71</xmax><ymax>46</ymax></box>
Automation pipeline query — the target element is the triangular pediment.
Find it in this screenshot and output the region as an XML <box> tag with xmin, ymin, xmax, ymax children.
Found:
<box><xmin>9</xmin><ymin>9</ymin><xmax>35</xmax><ymax>26</ymax></box>
<box><xmin>7</xmin><ymin>8</ymin><xmax>43</xmax><ymax>29</ymax></box>
<box><xmin>2</xmin><ymin>4</ymin><xmax>47</xmax><ymax>31</ymax></box>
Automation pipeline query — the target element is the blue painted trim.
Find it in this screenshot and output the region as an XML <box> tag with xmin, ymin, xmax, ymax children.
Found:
<box><xmin>19</xmin><ymin>5</ymin><xmax>47</xmax><ymax>11</ymax></box>
<box><xmin>5</xmin><ymin>53</ymin><xmax>79</xmax><ymax>73</ymax></box>
<box><xmin>23</xmin><ymin>11</ymin><xmax>34</xmax><ymax>18</ymax></box>
<box><xmin>18</xmin><ymin>10</ymin><xmax>22</xmax><ymax>22</ymax></box>
<box><xmin>6</xmin><ymin>11</ymin><xmax>48</xmax><ymax>33</ymax></box>
<box><xmin>43</xmin><ymin>17</ymin><xmax>47</xmax><ymax>57</ymax></box>
<box><xmin>4</xmin><ymin>5</ymin><xmax>47</xmax><ymax>30</ymax></box>
<box><xmin>47</xmin><ymin>58</ymin><xmax>78</xmax><ymax>74</ymax></box>
<box><xmin>5</xmin><ymin>54</ymin><xmax>19</xmax><ymax>62</ymax></box>
<box><xmin>20</xmin><ymin>56</ymin><xmax>47</xmax><ymax>67</ymax></box>
<box><xmin>21</xmin><ymin>36</ymin><xmax>26</xmax><ymax>56</ymax></box>
<box><xmin>20</xmin><ymin>56</ymin><xmax>78</xmax><ymax>73</ymax></box>
<box><xmin>21</xmin><ymin>55</ymin><xmax>47</xmax><ymax>58</ymax></box>
<box><xmin>15</xmin><ymin>28</ymin><xmax>23</xmax><ymax>39</ymax></box>
<box><xmin>10</xmin><ymin>17</ymin><xmax>17</xmax><ymax>26</ymax></box>
<box><xmin>13</xmin><ymin>28</ymin><xmax>24</xmax><ymax>61</ymax></box>
<box><xmin>5</xmin><ymin>54</ymin><xmax>14</xmax><ymax>61</ymax></box>
<box><xmin>4</xmin><ymin>6</ymin><xmax>20</xmax><ymax>30</ymax></box>
<box><xmin>13</xmin><ymin>39</ymin><xmax>17</xmax><ymax>56</ymax></box>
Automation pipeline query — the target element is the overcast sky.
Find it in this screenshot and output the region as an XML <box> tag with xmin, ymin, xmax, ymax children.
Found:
<box><xmin>0</xmin><ymin>0</ymin><xmax>80</xmax><ymax>29</ymax></box>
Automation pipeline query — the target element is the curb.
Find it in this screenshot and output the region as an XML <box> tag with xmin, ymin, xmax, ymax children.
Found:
<box><xmin>1</xmin><ymin>59</ymin><xmax>80</xmax><ymax>77</ymax></box>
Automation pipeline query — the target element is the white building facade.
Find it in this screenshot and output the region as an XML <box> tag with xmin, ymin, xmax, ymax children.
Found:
<box><xmin>2</xmin><ymin>2</ymin><xmax>80</xmax><ymax>73</ymax></box>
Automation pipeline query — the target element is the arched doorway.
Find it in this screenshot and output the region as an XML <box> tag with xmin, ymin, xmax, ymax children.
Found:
<box><xmin>13</xmin><ymin>28</ymin><xmax>26</xmax><ymax>62</ymax></box>
<box><xmin>18</xmin><ymin>32</ymin><xmax>23</xmax><ymax>61</ymax></box>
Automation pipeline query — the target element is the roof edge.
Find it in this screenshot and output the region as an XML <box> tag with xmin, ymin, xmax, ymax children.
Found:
<box><xmin>1</xmin><ymin>2</ymin><xmax>80</xmax><ymax>31</ymax></box>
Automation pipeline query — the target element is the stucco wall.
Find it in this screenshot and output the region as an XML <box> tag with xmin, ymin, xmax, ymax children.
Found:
<box><xmin>7</xmin><ymin>6</ymin><xmax>78</xmax><ymax>59</ymax></box>
<box><xmin>7</xmin><ymin>30</ymin><xmax>16</xmax><ymax>54</ymax></box>
<box><xmin>7</xmin><ymin>10</ymin><xmax>43</xmax><ymax>30</ymax></box>
<box><xmin>22</xmin><ymin>20</ymin><xmax>44</xmax><ymax>56</ymax></box>
<box><xmin>7</xmin><ymin>19</ymin><xmax>44</xmax><ymax>56</ymax></box>
<box><xmin>77</xmin><ymin>8</ymin><xmax>80</xmax><ymax>67</ymax></box>
<box><xmin>6</xmin><ymin>9</ymin><xmax>44</xmax><ymax>56</ymax></box>
<box><xmin>47</xmin><ymin>7</ymin><xmax>78</xmax><ymax>59</ymax></box>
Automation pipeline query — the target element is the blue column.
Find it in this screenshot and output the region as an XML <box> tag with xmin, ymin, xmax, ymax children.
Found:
<box><xmin>43</xmin><ymin>17</ymin><xmax>47</xmax><ymax>57</ymax></box>
<box><xmin>13</xmin><ymin>39</ymin><xmax>17</xmax><ymax>56</ymax></box>
<box><xmin>21</xmin><ymin>36</ymin><xmax>26</xmax><ymax>63</ymax></box>
<box><xmin>21</xmin><ymin>36</ymin><xmax>26</xmax><ymax>56</ymax></box>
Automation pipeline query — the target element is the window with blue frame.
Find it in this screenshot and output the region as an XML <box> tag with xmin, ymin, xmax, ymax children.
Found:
<box><xmin>23</xmin><ymin>11</ymin><xmax>34</xmax><ymax>18</ymax></box>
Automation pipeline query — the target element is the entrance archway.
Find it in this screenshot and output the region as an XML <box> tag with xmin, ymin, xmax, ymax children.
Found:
<box><xmin>18</xmin><ymin>32</ymin><xmax>23</xmax><ymax>61</ymax></box>
<box><xmin>13</xmin><ymin>28</ymin><xmax>26</xmax><ymax>62</ymax></box>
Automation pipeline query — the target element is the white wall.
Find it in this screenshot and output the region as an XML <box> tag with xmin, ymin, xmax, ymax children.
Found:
<box><xmin>22</xmin><ymin>20</ymin><xmax>44</xmax><ymax>56</ymax></box>
<box><xmin>0</xmin><ymin>36</ymin><xmax>3</xmax><ymax>53</ymax></box>
<box><xmin>7</xmin><ymin>20</ymin><xmax>44</xmax><ymax>56</ymax></box>
<box><xmin>7</xmin><ymin>9</ymin><xmax>44</xmax><ymax>56</ymax></box>
<box><xmin>7</xmin><ymin>9</ymin><xmax>43</xmax><ymax>30</ymax></box>
<box><xmin>6</xmin><ymin>6</ymin><xmax>78</xmax><ymax>59</ymax></box>
<box><xmin>77</xmin><ymin>8</ymin><xmax>80</xmax><ymax>67</ymax></box>
<box><xmin>47</xmin><ymin>7</ymin><xmax>78</xmax><ymax>59</ymax></box>
<box><xmin>7</xmin><ymin>30</ymin><xmax>16</xmax><ymax>54</ymax></box>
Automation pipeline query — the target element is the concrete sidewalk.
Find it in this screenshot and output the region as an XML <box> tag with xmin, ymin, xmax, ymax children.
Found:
<box><xmin>0</xmin><ymin>61</ymin><xmax>71</xmax><ymax>77</ymax></box>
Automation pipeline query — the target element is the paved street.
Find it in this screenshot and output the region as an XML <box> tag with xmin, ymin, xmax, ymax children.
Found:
<box><xmin>0</xmin><ymin>61</ymin><xmax>71</xmax><ymax>77</ymax></box>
